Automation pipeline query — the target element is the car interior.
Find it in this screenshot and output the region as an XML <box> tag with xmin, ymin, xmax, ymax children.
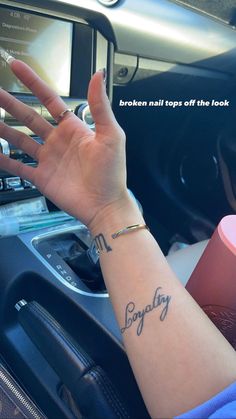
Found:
<box><xmin>0</xmin><ymin>0</ymin><xmax>236</xmax><ymax>417</ymax></box>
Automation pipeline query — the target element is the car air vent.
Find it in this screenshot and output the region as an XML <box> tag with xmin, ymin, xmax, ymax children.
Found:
<box><xmin>97</xmin><ymin>0</ymin><xmax>120</xmax><ymax>6</ymax></box>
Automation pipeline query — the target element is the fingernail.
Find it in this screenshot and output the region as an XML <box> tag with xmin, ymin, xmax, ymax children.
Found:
<box><xmin>98</xmin><ymin>68</ymin><xmax>107</xmax><ymax>84</ymax></box>
<box><xmin>0</xmin><ymin>47</ymin><xmax>15</xmax><ymax>64</ymax></box>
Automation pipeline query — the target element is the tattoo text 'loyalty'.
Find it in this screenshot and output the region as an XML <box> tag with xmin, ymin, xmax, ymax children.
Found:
<box><xmin>121</xmin><ymin>287</ymin><xmax>171</xmax><ymax>336</ymax></box>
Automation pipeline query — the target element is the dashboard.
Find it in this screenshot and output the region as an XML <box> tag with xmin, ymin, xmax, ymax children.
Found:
<box><xmin>1</xmin><ymin>0</ymin><xmax>236</xmax><ymax>210</ymax></box>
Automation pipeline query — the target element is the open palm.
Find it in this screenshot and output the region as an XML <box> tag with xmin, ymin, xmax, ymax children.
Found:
<box><xmin>0</xmin><ymin>60</ymin><xmax>127</xmax><ymax>227</ymax></box>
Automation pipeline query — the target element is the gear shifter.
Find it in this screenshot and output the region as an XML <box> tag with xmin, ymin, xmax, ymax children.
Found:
<box><xmin>65</xmin><ymin>241</ymin><xmax>105</xmax><ymax>292</ymax></box>
<box><xmin>44</xmin><ymin>231</ymin><xmax>106</xmax><ymax>292</ymax></box>
<box><xmin>33</xmin><ymin>190</ymin><xmax>142</xmax><ymax>293</ymax></box>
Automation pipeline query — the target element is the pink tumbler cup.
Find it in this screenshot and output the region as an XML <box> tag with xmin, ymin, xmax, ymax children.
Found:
<box><xmin>186</xmin><ymin>215</ymin><xmax>236</xmax><ymax>349</ymax></box>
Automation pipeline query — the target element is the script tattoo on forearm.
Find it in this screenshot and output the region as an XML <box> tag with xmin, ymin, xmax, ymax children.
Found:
<box><xmin>121</xmin><ymin>287</ymin><xmax>171</xmax><ymax>336</ymax></box>
<box><xmin>94</xmin><ymin>233</ymin><xmax>112</xmax><ymax>253</ymax></box>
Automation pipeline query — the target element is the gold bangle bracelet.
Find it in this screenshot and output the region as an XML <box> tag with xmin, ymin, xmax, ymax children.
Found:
<box><xmin>111</xmin><ymin>223</ymin><xmax>149</xmax><ymax>239</ymax></box>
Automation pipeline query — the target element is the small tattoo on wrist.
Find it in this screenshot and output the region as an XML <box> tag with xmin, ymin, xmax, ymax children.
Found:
<box><xmin>121</xmin><ymin>287</ymin><xmax>171</xmax><ymax>336</ymax></box>
<box><xmin>94</xmin><ymin>233</ymin><xmax>112</xmax><ymax>253</ymax></box>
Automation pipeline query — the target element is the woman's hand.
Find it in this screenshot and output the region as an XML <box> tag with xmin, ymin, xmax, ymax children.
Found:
<box><xmin>0</xmin><ymin>59</ymin><xmax>128</xmax><ymax>228</ymax></box>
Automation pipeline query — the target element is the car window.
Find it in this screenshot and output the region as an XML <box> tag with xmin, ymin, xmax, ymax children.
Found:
<box><xmin>175</xmin><ymin>0</ymin><xmax>236</xmax><ymax>24</ymax></box>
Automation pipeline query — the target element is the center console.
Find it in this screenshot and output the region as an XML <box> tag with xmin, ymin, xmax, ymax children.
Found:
<box><xmin>0</xmin><ymin>222</ymin><xmax>149</xmax><ymax>418</ymax></box>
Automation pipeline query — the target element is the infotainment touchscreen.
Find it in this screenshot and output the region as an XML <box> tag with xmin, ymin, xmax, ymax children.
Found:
<box><xmin>0</xmin><ymin>7</ymin><xmax>73</xmax><ymax>96</ymax></box>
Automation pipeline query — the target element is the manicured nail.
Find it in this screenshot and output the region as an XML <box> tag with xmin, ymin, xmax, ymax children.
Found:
<box><xmin>0</xmin><ymin>47</ymin><xmax>15</xmax><ymax>64</ymax></box>
<box><xmin>99</xmin><ymin>68</ymin><xmax>107</xmax><ymax>84</ymax></box>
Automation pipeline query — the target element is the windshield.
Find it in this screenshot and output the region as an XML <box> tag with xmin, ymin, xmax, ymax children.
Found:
<box><xmin>175</xmin><ymin>0</ymin><xmax>236</xmax><ymax>24</ymax></box>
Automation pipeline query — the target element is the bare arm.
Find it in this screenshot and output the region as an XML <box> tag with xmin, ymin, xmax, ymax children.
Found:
<box><xmin>89</xmin><ymin>196</ymin><xmax>236</xmax><ymax>417</ymax></box>
<box><xmin>0</xmin><ymin>56</ymin><xmax>236</xmax><ymax>418</ymax></box>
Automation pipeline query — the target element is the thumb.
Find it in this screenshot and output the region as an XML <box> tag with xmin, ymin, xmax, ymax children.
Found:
<box><xmin>87</xmin><ymin>69</ymin><xmax>120</xmax><ymax>135</ymax></box>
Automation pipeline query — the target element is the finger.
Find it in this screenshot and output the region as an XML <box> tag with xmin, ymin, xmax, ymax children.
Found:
<box><xmin>0</xmin><ymin>153</ymin><xmax>35</xmax><ymax>181</ymax></box>
<box><xmin>87</xmin><ymin>70</ymin><xmax>120</xmax><ymax>134</ymax></box>
<box><xmin>10</xmin><ymin>59</ymin><xmax>76</xmax><ymax>124</ymax></box>
<box><xmin>0</xmin><ymin>122</ymin><xmax>41</xmax><ymax>160</ymax></box>
<box><xmin>0</xmin><ymin>88</ymin><xmax>53</xmax><ymax>140</ymax></box>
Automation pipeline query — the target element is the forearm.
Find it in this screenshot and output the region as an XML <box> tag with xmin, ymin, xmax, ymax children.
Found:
<box><xmin>89</xmin><ymin>194</ymin><xmax>236</xmax><ymax>418</ymax></box>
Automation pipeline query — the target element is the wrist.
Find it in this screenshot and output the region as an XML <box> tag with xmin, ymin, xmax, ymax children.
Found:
<box><xmin>88</xmin><ymin>191</ymin><xmax>145</xmax><ymax>238</ymax></box>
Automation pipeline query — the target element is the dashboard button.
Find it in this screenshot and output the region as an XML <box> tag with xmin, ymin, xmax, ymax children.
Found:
<box><xmin>97</xmin><ymin>0</ymin><xmax>120</xmax><ymax>6</ymax></box>
<box><xmin>0</xmin><ymin>108</ymin><xmax>5</xmax><ymax>122</ymax></box>
<box><xmin>0</xmin><ymin>139</ymin><xmax>10</xmax><ymax>156</ymax></box>
<box><xmin>23</xmin><ymin>179</ymin><xmax>36</xmax><ymax>189</ymax></box>
<box><xmin>4</xmin><ymin>177</ymin><xmax>23</xmax><ymax>191</ymax></box>
<box><xmin>83</xmin><ymin>106</ymin><xmax>94</xmax><ymax>127</ymax></box>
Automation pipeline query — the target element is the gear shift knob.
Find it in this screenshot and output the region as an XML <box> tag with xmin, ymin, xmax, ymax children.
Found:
<box><xmin>66</xmin><ymin>240</ymin><xmax>105</xmax><ymax>292</ymax></box>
